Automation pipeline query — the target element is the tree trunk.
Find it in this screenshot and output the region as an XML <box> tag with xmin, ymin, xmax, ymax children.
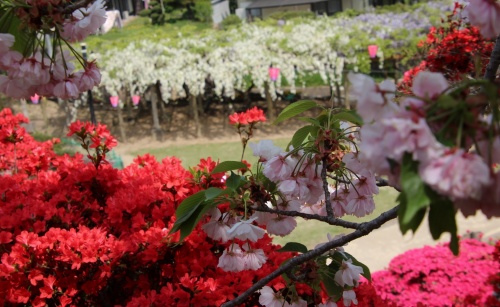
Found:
<box><xmin>190</xmin><ymin>94</ymin><xmax>202</xmax><ymax>138</ymax></box>
<box><xmin>117</xmin><ymin>91</ymin><xmax>127</xmax><ymax>142</ymax></box>
<box><xmin>264</xmin><ymin>82</ymin><xmax>275</xmax><ymax>121</ymax></box>
<box><xmin>151</xmin><ymin>82</ymin><xmax>163</xmax><ymax>141</ymax></box>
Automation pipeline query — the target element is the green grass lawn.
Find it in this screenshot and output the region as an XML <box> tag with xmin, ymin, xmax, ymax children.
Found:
<box><xmin>131</xmin><ymin>138</ymin><xmax>291</xmax><ymax>169</ymax></box>
<box><xmin>272</xmin><ymin>187</ymin><xmax>399</xmax><ymax>248</ymax></box>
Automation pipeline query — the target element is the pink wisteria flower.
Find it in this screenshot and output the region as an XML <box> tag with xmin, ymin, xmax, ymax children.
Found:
<box><xmin>334</xmin><ymin>259</ymin><xmax>364</xmax><ymax>287</ymax></box>
<box><xmin>420</xmin><ymin>149</ymin><xmax>492</xmax><ymax>201</ymax></box>
<box><xmin>464</xmin><ymin>0</ymin><xmax>500</xmax><ymax>39</ymax></box>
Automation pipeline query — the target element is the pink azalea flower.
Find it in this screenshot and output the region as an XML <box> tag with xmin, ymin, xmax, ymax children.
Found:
<box><xmin>334</xmin><ymin>259</ymin><xmax>364</xmax><ymax>287</ymax></box>
<box><xmin>217</xmin><ymin>243</ymin><xmax>245</xmax><ymax>272</ymax></box>
<box><xmin>464</xmin><ymin>0</ymin><xmax>500</xmax><ymax>39</ymax></box>
<box><xmin>226</xmin><ymin>217</ymin><xmax>265</xmax><ymax>242</ymax></box>
<box><xmin>259</xmin><ymin>286</ymin><xmax>290</xmax><ymax>307</ymax></box>
<box><xmin>420</xmin><ymin>149</ymin><xmax>492</xmax><ymax>201</ymax></box>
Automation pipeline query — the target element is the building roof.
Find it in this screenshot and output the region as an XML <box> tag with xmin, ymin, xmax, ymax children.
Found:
<box><xmin>246</xmin><ymin>0</ymin><xmax>326</xmax><ymax>9</ymax></box>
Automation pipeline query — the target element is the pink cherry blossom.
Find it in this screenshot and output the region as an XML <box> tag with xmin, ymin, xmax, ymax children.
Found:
<box><xmin>259</xmin><ymin>286</ymin><xmax>290</xmax><ymax>307</ymax></box>
<box><xmin>217</xmin><ymin>243</ymin><xmax>245</xmax><ymax>272</ymax></box>
<box><xmin>202</xmin><ymin>210</ymin><xmax>230</xmax><ymax>242</ymax></box>
<box><xmin>263</xmin><ymin>154</ymin><xmax>296</xmax><ymax>181</ymax></box>
<box><xmin>342</xmin><ymin>290</ymin><xmax>358</xmax><ymax>307</ymax></box>
<box><xmin>411</xmin><ymin>71</ymin><xmax>448</xmax><ymax>100</ymax></box>
<box><xmin>334</xmin><ymin>259</ymin><xmax>364</xmax><ymax>287</ymax></box>
<box><xmin>266</xmin><ymin>216</ymin><xmax>297</xmax><ymax>236</ymax></box>
<box><xmin>249</xmin><ymin>140</ymin><xmax>283</xmax><ymax>162</ymax></box>
<box><xmin>0</xmin><ymin>75</ymin><xmax>31</xmax><ymax>99</ymax></box>
<box><xmin>62</xmin><ymin>0</ymin><xmax>107</xmax><ymax>42</ymax></box>
<box><xmin>420</xmin><ymin>149</ymin><xmax>492</xmax><ymax>201</ymax></box>
<box><xmin>464</xmin><ymin>0</ymin><xmax>500</xmax><ymax>39</ymax></box>
<box><xmin>0</xmin><ymin>33</ymin><xmax>15</xmax><ymax>52</ymax></box>
<box><xmin>53</xmin><ymin>78</ymin><xmax>80</xmax><ymax>99</ymax></box>
<box><xmin>345</xmin><ymin>194</ymin><xmax>375</xmax><ymax>217</ymax></box>
<box><xmin>226</xmin><ymin>217</ymin><xmax>265</xmax><ymax>242</ymax></box>
<box><xmin>74</xmin><ymin>61</ymin><xmax>102</xmax><ymax>91</ymax></box>
<box><xmin>347</xmin><ymin>72</ymin><xmax>399</xmax><ymax>123</ymax></box>
<box><xmin>241</xmin><ymin>245</ymin><xmax>267</xmax><ymax>270</ymax></box>
<box><xmin>318</xmin><ymin>300</ymin><xmax>338</xmax><ymax>307</ymax></box>
<box><xmin>289</xmin><ymin>298</ymin><xmax>307</xmax><ymax>307</ymax></box>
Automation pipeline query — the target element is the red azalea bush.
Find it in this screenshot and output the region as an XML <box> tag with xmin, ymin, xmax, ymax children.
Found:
<box><xmin>355</xmin><ymin>239</ymin><xmax>500</xmax><ymax>307</ymax></box>
<box><xmin>0</xmin><ymin>108</ymin><xmax>310</xmax><ymax>306</ymax></box>
<box><xmin>399</xmin><ymin>4</ymin><xmax>494</xmax><ymax>92</ymax></box>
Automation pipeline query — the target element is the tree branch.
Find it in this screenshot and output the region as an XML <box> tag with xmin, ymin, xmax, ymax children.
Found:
<box><xmin>221</xmin><ymin>205</ymin><xmax>399</xmax><ymax>307</ymax></box>
<box><xmin>61</xmin><ymin>0</ymin><xmax>94</xmax><ymax>14</ymax></box>
<box><xmin>254</xmin><ymin>205</ymin><xmax>361</xmax><ymax>229</ymax></box>
<box><xmin>484</xmin><ymin>34</ymin><xmax>500</xmax><ymax>81</ymax></box>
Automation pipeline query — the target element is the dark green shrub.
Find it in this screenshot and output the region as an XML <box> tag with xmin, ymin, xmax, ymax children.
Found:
<box><xmin>194</xmin><ymin>0</ymin><xmax>212</xmax><ymax>22</ymax></box>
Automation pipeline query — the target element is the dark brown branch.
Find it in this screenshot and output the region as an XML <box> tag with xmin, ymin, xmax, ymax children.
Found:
<box><xmin>254</xmin><ymin>205</ymin><xmax>360</xmax><ymax>229</ymax></box>
<box><xmin>484</xmin><ymin>34</ymin><xmax>500</xmax><ymax>81</ymax></box>
<box><xmin>221</xmin><ymin>205</ymin><xmax>400</xmax><ymax>307</ymax></box>
<box><xmin>61</xmin><ymin>0</ymin><xmax>94</xmax><ymax>14</ymax></box>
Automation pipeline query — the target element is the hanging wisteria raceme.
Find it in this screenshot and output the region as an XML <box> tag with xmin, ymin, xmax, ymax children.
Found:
<box><xmin>0</xmin><ymin>0</ymin><xmax>108</xmax><ymax>99</ymax></box>
<box><xmin>94</xmin><ymin>0</ymin><xmax>453</xmax><ymax>102</ymax></box>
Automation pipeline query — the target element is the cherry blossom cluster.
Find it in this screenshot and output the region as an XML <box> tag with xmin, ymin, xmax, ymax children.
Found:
<box><xmin>0</xmin><ymin>0</ymin><xmax>105</xmax><ymax>99</ymax></box>
<box><xmin>464</xmin><ymin>0</ymin><xmax>500</xmax><ymax>38</ymax></box>
<box><xmin>351</xmin><ymin>69</ymin><xmax>500</xmax><ymax>217</ymax></box>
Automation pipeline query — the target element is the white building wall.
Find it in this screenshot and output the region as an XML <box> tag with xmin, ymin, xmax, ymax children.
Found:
<box><xmin>212</xmin><ymin>0</ymin><xmax>230</xmax><ymax>24</ymax></box>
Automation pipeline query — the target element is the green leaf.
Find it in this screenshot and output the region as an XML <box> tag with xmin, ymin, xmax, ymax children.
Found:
<box><xmin>0</xmin><ymin>8</ymin><xmax>34</xmax><ymax>55</ymax></box>
<box><xmin>211</xmin><ymin>161</ymin><xmax>247</xmax><ymax>174</ymax></box>
<box><xmin>436</xmin><ymin>95</ymin><xmax>458</xmax><ymax>109</ymax></box>
<box><xmin>175</xmin><ymin>190</ymin><xmax>206</xmax><ymax>218</ymax></box>
<box><xmin>289</xmin><ymin>125</ymin><xmax>315</xmax><ymax>150</ymax></box>
<box><xmin>204</xmin><ymin>187</ymin><xmax>223</xmax><ymax>200</ymax></box>
<box><xmin>398</xmin><ymin>193</ymin><xmax>426</xmax><ymax>234</ymax></box>
<box><xmin>398</xmin><ymin>153</ymin><xmax>430</xmax><ymax>234</ymax></box>
<box><xmin>225</xmin><ymin>171</ymin><xmax>246</xmax><ymax>190</ymax></box>
<box><xmin>297</xmin><ymin>117</ymin><xmax>321</xmax><ymax>125</ymax></box>
<box><xmin>179</xmin><ymin>202</ymin><xmax>214</xmax><ymax>241</ymax></box>
<box><xmin>319</xmin><ymin>267</ymin><xmax>343</xmax><ymax>299</ymax></box>
<box><xmin>331</xmin><ymin>110</ymin><xmax>363</xmax><ymax>126</ymax></box>
<box><xmin>277</xmin><ymin>242</ymin><xmax>308</xmax><ymax>254</ymax></box>
<box><xmin>273</xmin><ymin>100</ymin><xmax>318</xmax><ymax>125</ymax></box>
<box><xmin>428</xmin><ymin>199</ymin><xmax>459</xmax><ymax>255</ymax></box>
